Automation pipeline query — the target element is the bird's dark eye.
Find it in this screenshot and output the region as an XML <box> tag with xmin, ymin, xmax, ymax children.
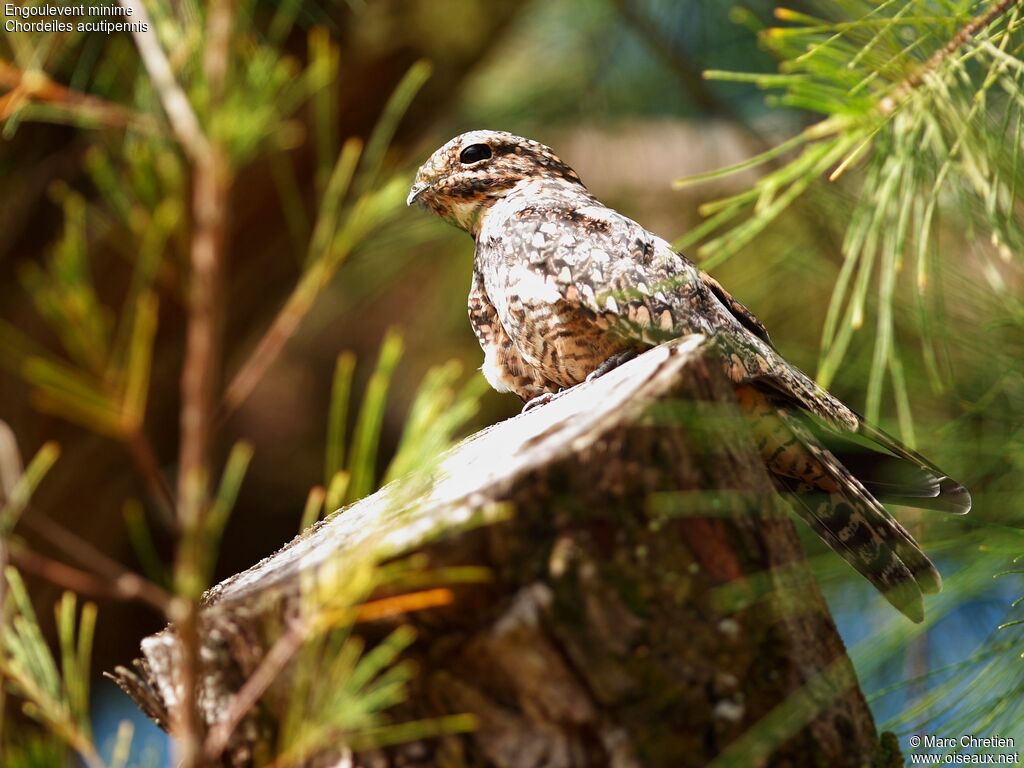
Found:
<box><xmin>459</xmin><ymin>144</ymin><xmax>492</xmax><ymax>165</ymax></box>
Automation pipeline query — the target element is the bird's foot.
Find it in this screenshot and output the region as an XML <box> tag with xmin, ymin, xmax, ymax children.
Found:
<box><xmin>521</xmin><ymin>389</ymin><xmax>566</xmax><ymax>413</ymax></box>
<box><xmin>585</xmin><ymin>349</ymin><xmax>638</xmax><ymax>383</ymax></box>
<box><xmin>521</xmin><ymin>352</ymin><xmax>639</xmax><ymax>413</ymax></box>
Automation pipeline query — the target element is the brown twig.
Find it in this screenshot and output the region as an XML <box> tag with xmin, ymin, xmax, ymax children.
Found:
<box><xmin>177</xmin><ymin>7</ymin><xmax>232</xmax><ymax>522</ymax></box>
<box><xmin>0</xmin><ymin>420</ymin><xmax>23</xmax><ymax>618</ymax></box>
<box><xmin>172</xmin><ymin>2</ymin><xmax>235</xmax><ymax>766</ymax></box>
<box><xmin>119</xmin><ymin>1</ymin><xmax>235</xmax><ymax>763</ymax></box>
<box><xmin>9</xmin><ymin>544</ymin><xmax>166</xmax><ymax>608</ymax></box>
<box><xmin>881</xmin><ymin>0</ymin><xmax>1021</xmax><ymax>113</ymax></box>
<box><xmin>117</xmin><ymin>0</ymin><xmax>211</xmax><ymax>164</ymax></box>
<box><xmin>178</xmin><ymin>154</ymin><xmax>229</xmax><ymax>508</ymax></box>
<box><xmin>19</xmin><ymin>513</ymin><xmax>170</xmax><ymax>612</ymax></box>
<box><xmin>203</xmin><ymin>0</ymin><xmax>234</xmax><ymax>105</ymax></box>
<box><xmin>0</xmin><ymin>58</ymin><xmax>152</xmax><ymax>129</ymax></box>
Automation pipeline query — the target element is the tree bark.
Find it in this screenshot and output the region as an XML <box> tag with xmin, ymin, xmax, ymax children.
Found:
<box><xmin>110</xmin><ymin>336</ymin><xmax>901</xmax><ymax>768</ymax></box>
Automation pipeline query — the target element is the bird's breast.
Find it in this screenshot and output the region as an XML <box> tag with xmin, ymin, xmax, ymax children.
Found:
<box><xmin>483</xmin><ymin>270</ymin><xmax>629</xmax><ymax>390</ymax></box>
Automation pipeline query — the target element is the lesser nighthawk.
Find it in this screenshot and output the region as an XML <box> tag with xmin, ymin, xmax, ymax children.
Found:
<box><xmin>407</xmin><ymin>129</ymin><xmax>970</xmax><ymax>621</ymax></box>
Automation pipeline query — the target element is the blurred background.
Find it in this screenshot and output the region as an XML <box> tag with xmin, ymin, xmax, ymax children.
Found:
<box><xmin>1</xmin><ymin>0</ymin><xmax>1022</xmax><ymax>764</ymax></box>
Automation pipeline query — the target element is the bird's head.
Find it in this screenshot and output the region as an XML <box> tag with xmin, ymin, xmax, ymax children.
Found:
<box><xmin>406</xmin><ymin>130</ymin><xmax>584</xmax><ymax>235</ymax></box>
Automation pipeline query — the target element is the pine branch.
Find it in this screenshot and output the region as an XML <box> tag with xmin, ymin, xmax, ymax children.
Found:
<box><xmin>881</xmin><ymin>0</ymin><xmax>1022</xmax><ymax>113</ymax></box>
<box><xmin>173</xmin><ymin>1</ymin><xmax>236</xmax><ymax>761</ymax></box>
<box><xmin>19</xmin><ymin>514</ymin><xmax>170</xmax><ymax>611</ymax></box>
<box><xmin>0</xmin><ymin>59</ymin><xmax>151</xmax><ymax>130</ymax></box>
<box><xmin>117</xmin><ymin>0</ymin><xmax>210</xmax><ymax>164</ymax></box>
<box><xmin>8</xmin><ymin>544</ymin><xmax>160</xmax><ymax>608</ymax></box>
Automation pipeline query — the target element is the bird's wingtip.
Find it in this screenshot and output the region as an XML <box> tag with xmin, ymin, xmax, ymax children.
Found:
<box><xmin>939</xmin><ymin>477</ymin><xmax>972</xmax><ymax>515</ymax></box>
<box><xmin>886</xmin><ymin>583</ymin><xmax>926</xmax><ymax>623</ymax></box>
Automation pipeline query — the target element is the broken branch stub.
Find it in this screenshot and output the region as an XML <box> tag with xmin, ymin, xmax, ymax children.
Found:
<box><xmin>109</xmin><ymin>336</ymin><xmax>897</xmax><ymax>767</ymax></box>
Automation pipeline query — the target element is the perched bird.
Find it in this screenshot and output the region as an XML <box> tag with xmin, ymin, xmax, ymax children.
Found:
<box><xmin>407</xmin><ymin>129</ymin><xmax>970</xmax><ymax>621</ymax></box>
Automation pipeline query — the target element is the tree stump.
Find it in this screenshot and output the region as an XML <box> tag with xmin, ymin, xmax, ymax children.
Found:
<box><xmin>110</xmin><ymin>336</ymin><xmax>900</xmax><ymax>767</ymax></box>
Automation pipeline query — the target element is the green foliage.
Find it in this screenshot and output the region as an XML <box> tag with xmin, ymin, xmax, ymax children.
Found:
<box><xmin>122</xmin><ymin>500</ymin><xmax>171</xmax><ymax>588</ymax></box>
<box><xmin>315</xmin><ymin>329</ymin><xmax>486</xmax><ymax>519</ymax></box>
<box><xmin>325</xmin><ymin>351</ymin><xmax>356</xmax><ymax>500</ymax></box>
<box><xmin>0</xmin><ymin>569</ymin><xmax>110</xmax><ymax>768</ymax></box>
<box><xmin>1</xmin><ymin>2</ymin><xmax>471</xmax><ymax>763</ymax></box>
<box><xmin>0</xmin><ymin>733</ymin><xmax>70</xmax><ymax>768</ymax></box>
<box><xmin>665</xmin><ymin>2</ymin><xmax>1024</xmax><ymax>758</ymax></box>
<box><xmin>345</xmin><ymin>330</ymin><xmax>405</xmax><ymax>505</ymax></box>
<box><xmin>271</xmin><ymin>548</ymin><xmax>481</xmax><ymax>765</ymax></box>
<box><xmin>278</xmin><ymin>626</ymin><xmax>421</xmax><ymax>764</ymax></box>
<box><xmin>175</xmin><ymin>441</ymin><xmax>255</xmax><ymax>601</ymax></box>
<box><xmin>678</xmin><ymin>0</ymin><xmax>1024</xmax><ymax>425</ymax></box>
<box><xmin>0</xmin><ymin>439</ymin><xmax>59</xmax><ymax>538</ymax></box>
<box><xmin>222</xmin><ymin>58</ymin><xmax>432</xmax><ymax>418</ymax></box>
<box><xmin>0</xmin><ymin>568</ymin><xmax>142</xmax><ymax>768</ymax></box>
<box><xmin>0</xmin><ymin>428</ymin><xmax>102</xmax><ymax>767</ymax></box>
<box><xmin>0</xmin><ymin>175</ymin><xmax>166</xmax><ymax>439</ymax></box>
<box><xmin>384</xmin><ymin>359</ymin><xmax>490</xmax><ymax>486</ymax></box>
<box><xmin>885</xmin><ymin>541</ymin><xmax>1024</xmax><ymax>745</ymax></box>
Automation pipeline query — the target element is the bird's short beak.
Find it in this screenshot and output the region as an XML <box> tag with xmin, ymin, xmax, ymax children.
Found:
<box><xmin>406</xmin><ymin>179</ymin><xmax>430</xmax><ymax>206</ymax></box>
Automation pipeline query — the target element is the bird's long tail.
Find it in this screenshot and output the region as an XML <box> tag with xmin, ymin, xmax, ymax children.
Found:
<box><xmin>735</xmin><ymin>385</ymin><xmax>946</xmax><ymax>622</ymax></box>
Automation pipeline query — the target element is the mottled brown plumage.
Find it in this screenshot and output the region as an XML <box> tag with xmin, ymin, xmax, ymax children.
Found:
<box><xmin>408</xmin><ymin>129</ymin><xmax>970</xmax><ymax>621</ymax></box>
